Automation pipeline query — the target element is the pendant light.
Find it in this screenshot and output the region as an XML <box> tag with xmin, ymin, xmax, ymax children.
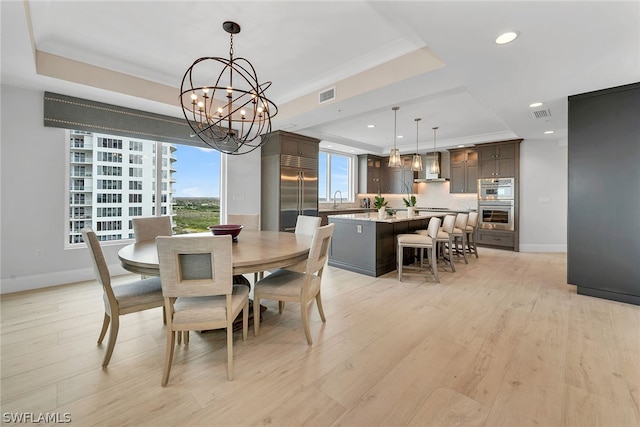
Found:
<box><xmin>429</xmin><ymin>126</ymin><xmax>440</xmax><ymax>175</ymax></box>
<box><xmin>388</xmin><ymin>106</ymin><xmax>402</xmax><ymax>168</ymax></box>
<box><xmin>179</xmin><ymin>21</ymin><xmax>278</xmax><ymax>155</ymax></box>
<box><xmin>411</xmin><ymin>118</ymin><xmax>423</xmax><ymax>171</ymax></box>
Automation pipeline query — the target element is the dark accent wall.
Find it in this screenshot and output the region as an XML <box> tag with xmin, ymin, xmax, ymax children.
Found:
<box><xmin>568</xmin><ymin>82</ymin><xmax>640</xmax><ymax>305</ymax></box>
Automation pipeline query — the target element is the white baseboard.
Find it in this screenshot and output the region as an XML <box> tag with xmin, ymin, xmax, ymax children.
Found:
<box><xmin>519</xmin><ymin>243</ymin><xmax>567</xmax><ymax>253</ymax></box>
<box><xmin>0</xmin><ymin>263</ymin><xmax>131</xmax><ymax>295</ymax></box>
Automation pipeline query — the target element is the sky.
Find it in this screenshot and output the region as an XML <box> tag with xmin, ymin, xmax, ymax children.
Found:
<box><xmin>173</xmin><ymin>145</ymin><xmax>220</xmax><ymax>197</ymax></box>
<box><xmin>173</xmin><ymin>145</ymin><xmax>349</xmax><ymax>199</ymax></box>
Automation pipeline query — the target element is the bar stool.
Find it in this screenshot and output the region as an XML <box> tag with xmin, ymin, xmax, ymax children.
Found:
<box><xmin>419</xmin><ymin>214</ymin><xmax>456</xmax><ymax>272</ymax></box>
<box><xmin>397</xmin><ymin>217</ymin><xmax>441</xmax><ymax>283</ymax></box>
<box><xmin>451</xmin><ymin>213</ymin><xmax>469</xmax><ymax>264</ymax></box>
<box><xmin>465</xmin><ymin>211</ymin><xmax>479</xmax><ymax>258</ymax></box>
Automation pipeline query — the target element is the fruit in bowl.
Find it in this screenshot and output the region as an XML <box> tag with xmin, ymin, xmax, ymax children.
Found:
<box><xmin>209</xmin><ymin>224</ymin><xmax>243</xmax><ymax>242</ymax></box>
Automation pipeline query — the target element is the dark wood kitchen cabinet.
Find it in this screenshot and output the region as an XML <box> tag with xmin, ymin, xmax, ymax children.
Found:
<box><xmin>262</xmin><ymin>130</ymin><xmax>319</xmax><ymax>159</ymax></box>
<box><xmin>448</xmin><ymin>148</ymin><xmax>478</xmax><ymax>193</ymax></box>
<box><xmin>358</xmin><ymin>155</ymin><xmax>383</xmax><ymax>194</ymax></box>
<box><xmin>477</xmin><ymin>140</ymin><xmax>520</xmax><ymax>178</ymax></box>
<box><xmin>359</xmin><ymin>155</ymin><xmax>415</xmax><ymax>194</ymax></box>
<box><xmin>383</xmin><ymin>156</ymin><xmax>416</xmax><ymax>194</ymax></box>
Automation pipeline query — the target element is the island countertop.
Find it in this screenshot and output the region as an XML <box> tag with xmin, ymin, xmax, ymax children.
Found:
<box><xmin>327</xmin><ymin>211</ymin><xmax>447</xmax><ymax>223</ymax></box>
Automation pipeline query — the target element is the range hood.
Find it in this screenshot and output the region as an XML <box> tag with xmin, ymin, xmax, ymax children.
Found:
<box><xmin>414</xmin><ymin>153</ymin><xmax>448</xmax><ymax>182</ymax></box>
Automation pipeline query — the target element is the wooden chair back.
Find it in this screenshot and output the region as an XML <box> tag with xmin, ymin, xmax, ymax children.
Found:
<box><xmin>133</xmin><ymin>216</ymin><xmax>172</xmax><ymax>243</ymax></box>
<box><xmin>156</xmin><ymin>235</ymin><xmax>233</xmax><ymax>298</ymax></box>
<box><xmin>454</xmin><ymin>213</ymin><xmax>469</xmax><ymax>231</ymax></box>
<box><xmin>295</xmin><ymin>215</ymin><xmax>321</xmax><ymax>236</ymax></box>
<box><xmin>81</xmin><ymin>227</ymin><xmax>116</xmax><ymax>306</ymax></box>
<box><xmin>304</xmin><ymin>223</ymin><xmax>335</xmax><ymax>277</ymax></box>
<box><xmin>427</xmin><ymin>216</ymin><xmax>441</xmax><ymax>238</ymax></box>
<box><xmin>441</xmin><ymin>215</ymin><xmax>457</xmax><ymax>234</ymax></box>
<box><xmin>467</xmin><ymin>211</ymin><xmax>479</xmax><ymax>228</ymax></box>
<box><xmin>227</xmin><ymin>214</ymin><xmax>260</xmax><ymax>231</ymax></box>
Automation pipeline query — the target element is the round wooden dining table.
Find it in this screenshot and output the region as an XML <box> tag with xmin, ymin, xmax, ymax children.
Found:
<box><xmin>118</xmin><ymin>230</ymin><xmax>312</xmax><ymax>277</ymax></box>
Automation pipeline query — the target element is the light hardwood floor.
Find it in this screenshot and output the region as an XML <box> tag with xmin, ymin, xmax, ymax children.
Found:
<box><xmin>1</xmin><ymin>248</ymin><xmax>638</xmax><ymax>426</ymax></box>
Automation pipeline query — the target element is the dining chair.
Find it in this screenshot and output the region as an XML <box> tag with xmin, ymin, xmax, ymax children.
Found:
<box><xmin>397</xmin><ymin>216</ymin><xmax>441</xmax><ymax>283</ymax></box>
<box><xmin>465</xmin><ymin>211</ymin><xmax>479</xmax><ymax>258</ymax></box>
<box><xmin>227</xmin><ymin>213</ymin><xmax>260</xmax><ymax>231</ymax></box>
<box><xmin>132</xmin><ymin>215</ymin><xmax>173</xmax><ymax>284</ymax></box>
<box><xmin>253</xmin><ymin>223</ymin><xmax>335</xmax><ymax>345</ymax></box>
<box><xmin>283</xmin><ymin>215</ymin><xmax>322</xmax><ymax>274</ymax></box>
<box><xmin>275</xmin><ymin>215</ymin><xmax>322</xmax><ymax>314</ymax></box>
<box><xmin>81</xmin><ymin>227</ymin><xmax>164</xmax><ymax>367</ymax></box>
<box><xmin>156</xmin><ymin>234</ymin><xmax>249</xmax><ymax>386</ymax></box>
<box><xmin>132</xmin><ymin>216</ymin><xmax>172</xmax><ymax>243</ymax></box>
<box><xmin>294</xmin><ymin>215</ymin><xmax>321</xmax><ymax>236</ymax></box>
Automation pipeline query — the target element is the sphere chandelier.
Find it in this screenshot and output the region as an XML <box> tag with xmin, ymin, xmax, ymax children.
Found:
<box><xmin>180</xmin><ymin>21</ymin><xmax>278</xmax><ymax>155</ymax></box>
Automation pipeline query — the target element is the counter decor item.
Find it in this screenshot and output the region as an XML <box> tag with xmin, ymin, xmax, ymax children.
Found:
<box><xmin>403</xmin><ymin>184</ymin><xmax>417</xmax><ymax>217</ymax></box>
<box><xmin>373</xmin><ymin>195</ymin><xmax>388</xmax><ymax>218</ymax></box>
<box><xmin>209</xmin><ymin>224</ymin><xmax>244</xmax><ymax>242</ymax></box>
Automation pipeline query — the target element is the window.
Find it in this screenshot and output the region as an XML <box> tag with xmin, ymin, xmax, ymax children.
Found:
<box><xmin>98</xmin><ymin>179</ymin><xmax>122</xmax><ymax>190</ymax></box>
<box><xmin>66</xmin><ymin>130</ymin><xmax>221</xmax><ymax>245</ymax></box>
<box><xmin>98</xmin><ymin>137</ymin><xmax>123</xmax><ymax>149</ymax></box>
<box><xmin>48</xmin><ymin>93</ymin><xmax>220</xmax><ymax>244</ymax></box>
<box><xmin>97</xmin><ymin>152</ymin><xmax>122</xmax><ymax>163</ymax></box>
<box><xmin>318</xmin><ymin>150</ymin><xmax>354</xmax><ymax>202</ymax></box>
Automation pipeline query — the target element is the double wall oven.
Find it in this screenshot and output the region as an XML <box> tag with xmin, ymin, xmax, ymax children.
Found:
<box><xmin>478</xmin><ymin>178</ymin><xmax>515</xmax><ymax>231</ymax></box>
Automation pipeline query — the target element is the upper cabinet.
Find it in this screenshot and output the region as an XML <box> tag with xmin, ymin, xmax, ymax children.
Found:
<box><xmin>383</xmin><ymin>156</ymin><xmax>416</xmax><ymax>194</ymax></box>
<box><xmin>448</xmin><ymin>148</ymin><xmax>478</xmax><ymax>193</ymax></box>
<box><xmin>477</xmin><ymin>140</ymin><xmax>521</xmax><ymax>178</ymax></box>
<box><xmin>261</xmin><ymin>130</ymin><xmax>319</xmax><ymax>159</ymax></box>
<box><xmin>358</xmin><ymin>155</ymin><xmax>383</xmax><ymax>194</ymax></box>
<box><xmin>358</xmin><ymin>155</ymin><xmax>416</xmax><ymax>194</ymax></box>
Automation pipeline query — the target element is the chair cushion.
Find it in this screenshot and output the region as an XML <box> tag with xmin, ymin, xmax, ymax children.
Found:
<box><xmin>436</xmin><ymin>230</ymin><xmax>452</xmax><ymax>240</ymax></box>
<box><xmin>255</xmin><ymin>269</ymin><xmax>320</xmax><ymax>299</ymax></box>
<box><xmin>466</xmin><ymin>225</ymin><xmax>474</xmax><ymax>232</ymax></box>
<box><xmin>397</xmin><ymin>234</ymin><xmax>433</xmax><ymax>246</ymax></box>
<box><xmin>451</xmin><ymin>227</ymin><xmax>464</xmax><ymax>236</ymax></box>
<box><xmin>172</xmin><ymin>284</ymin><xmax>249</xmax><ymax>325</ymax></box>
<box><xmin>110</xmin><ymin>277</ymin><xmax>163</xmax><ymax>310</ymax></box>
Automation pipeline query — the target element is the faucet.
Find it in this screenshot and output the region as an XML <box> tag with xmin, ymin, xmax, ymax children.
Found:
<box><xmin>332</xmin><ymin>190</ymin><xmax>343</xmax><ymax>209</ymax></box>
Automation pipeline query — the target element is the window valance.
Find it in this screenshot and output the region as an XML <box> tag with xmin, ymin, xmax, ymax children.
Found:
<box><xmin>43</xmin><ymin>91</ymin><xmax>200</xmax><ymax>146</ymax></box>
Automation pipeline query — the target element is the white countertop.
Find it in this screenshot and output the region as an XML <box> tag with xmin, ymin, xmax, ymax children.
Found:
<box><xmin>327</xmin><ymin>211</ymin><xmax>448</xmax><ymax>223</ymax></box>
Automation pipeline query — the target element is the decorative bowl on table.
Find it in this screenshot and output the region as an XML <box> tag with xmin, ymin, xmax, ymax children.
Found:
<box><xmin>209</xmin><ymin>224</ymin><xmax>243</xmax><ymax>242</ymax></box>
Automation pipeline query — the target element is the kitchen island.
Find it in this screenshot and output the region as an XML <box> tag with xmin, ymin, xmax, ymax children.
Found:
<box><xmin>327</xmin><ymin>211</ymin><xmax>448</xmax><ymax>277</ymax></box>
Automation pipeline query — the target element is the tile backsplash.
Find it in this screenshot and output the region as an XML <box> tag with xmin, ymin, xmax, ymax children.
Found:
<box><xmin>356</xmin><ymin>181</ymin><xmax>477</xmax><ymax>211</ymax></box>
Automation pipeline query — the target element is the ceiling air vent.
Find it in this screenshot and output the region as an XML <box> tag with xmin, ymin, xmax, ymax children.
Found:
<box><xmin>532</xmin><ymin>108</ymin><xmax>551</xmax><ymax>119</ymax></box>
<box><xmin>318</xmin><ymin>87</ymin><xmax>336</xmax><ymax>104</ymax></box>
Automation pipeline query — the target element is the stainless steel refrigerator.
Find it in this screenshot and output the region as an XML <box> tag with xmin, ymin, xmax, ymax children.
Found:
<box><xmin>261</xmin><ymin>153</ymin><xmax>319</xmax><ymax>232</ymax></box>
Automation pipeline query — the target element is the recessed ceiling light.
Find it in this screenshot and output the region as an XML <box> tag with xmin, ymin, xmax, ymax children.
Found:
<box><xmin>397</xmin><ymin>135</ymin><xmax>403</xmax><ymax>139</ymax></box>
<box><xmin>495</xmin><ymin>31</ymin><xmax>519</xmax><ymax>45</ymax></box>
<box><xmin>349</xmin><ymin>149</ymin><xmax>355</xmax><ymax>153</ymax></box>
<box><xmin>544</xmin><ymin>130</ymin><xmax>555</xmax><ymax>134</ymax></box>
<box><xmin>529</xmin><ymin>102</ymin><xmax>543</xmax><ymax>108</ymax></box>
<box><xmin>326</xmin><ymin>144</ymin><xmax>333</xmax><ymax>148</ymax></box>
<box><xmin>458</xmin><ymin>145</ymin><xmax>465</xmax><ymax>148</ymax></box>
<box><xmin>367</xmin><ymin>124</ymin><xmax>375</xmax><ymax>128</ymax></box>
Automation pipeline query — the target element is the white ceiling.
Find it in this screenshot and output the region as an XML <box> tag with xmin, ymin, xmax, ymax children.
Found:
<box><xmin>2</xmin><ymin>1</ymin><xmax>639</xmax><ymax>155</ymax></box>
